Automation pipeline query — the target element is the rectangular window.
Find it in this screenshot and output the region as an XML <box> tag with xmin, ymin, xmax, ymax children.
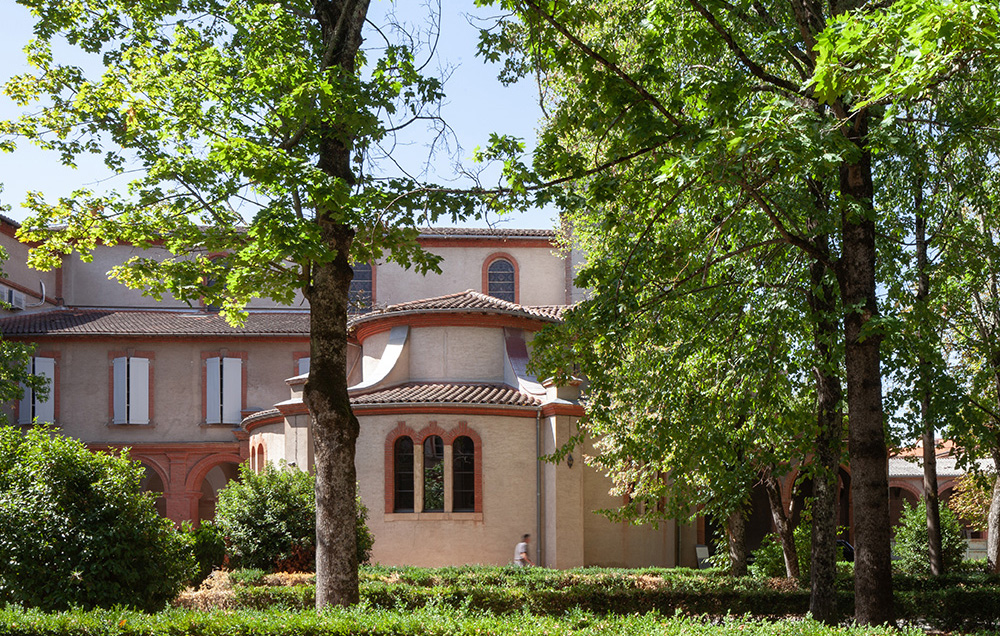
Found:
<box><xmin>298</xmin><ymin>357</ymin><xmax>310</xmax><ymax>375</ymax></box>
<box><xmin>112</xmin><ymin>356</ymin><xmax>150</xmax><ymax>425</ymax></box>
<box><xmin>206</xmin><ymin>356</ymin><xmax>242</xmax><ymax>424</ymax></box>
<box><xmin>19</xmin><ymin>356</ymin><xmax>55</xmax><ymax>425</ymax></box>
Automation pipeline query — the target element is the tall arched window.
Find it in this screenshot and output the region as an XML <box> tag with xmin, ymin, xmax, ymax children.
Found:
<box><xmin>452</xmin><ymin>436</ymin><xmax>475</xmax><ymax>512</ymax></box>
<box><xmin>486</xmin><ymin>258</ymin><xmax>515</xmax><ymax>302</ymax></box>
<box><xmin>423</xmin><ymin>435</ymin><xmax>444</xmax><ymax>512</ymax></box>
<box><xmin>393</xmin><ymin>437</ymin><xmax>414</xmax><ymax>512</ymax></box>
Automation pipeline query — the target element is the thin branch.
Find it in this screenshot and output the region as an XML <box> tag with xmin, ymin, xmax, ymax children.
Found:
<box><xmin>519</xmin><ymin>0</ymin><xmax>682</xmax><ymax>128</ymax></box>
<box><xmin>686</xmin><ymin>0</ymin><xmax>802</xmax><ymax>95</ymax></box>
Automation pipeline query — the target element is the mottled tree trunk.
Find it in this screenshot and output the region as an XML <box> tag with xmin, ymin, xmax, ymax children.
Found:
<box><xmin>989</xmin><ymin>448</ymin><xmax>1000</xmax><ymax>574</ymax></box>
<box><xmin>808</xmin><ymin>238</ymin><xmax>843</xmax><ymax>624</ymax></box>
<box><xmin>762</xmin><ymin>469</ymin><xmax>798</xmax><ymax>580</ymax></box>
<box><xmin>837</xmin><ymin>110</ymin><xmax>894</xmax><ymax>625</ymax></box>
<box><xmin>304</xmin><ymin>0</ymin><xmax>371</xmax><ymax>609</ymax></box>
<box><xmin>727</xmin><ymin>510</ymin><xmax>748</xmax><ymax>576</ymax></box>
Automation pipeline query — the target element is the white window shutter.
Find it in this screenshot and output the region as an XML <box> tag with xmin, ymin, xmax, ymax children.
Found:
<box><xmin>18</xmin><ymin>363</ymin><xmax>32</xmax><ymax>425</ymax></box>
<box><xmin>32</xmin><ymin>357</ymin><xmax>55</xmax><ymax>424</ymax></box>
<box><xmin>205</xmin><ymin>357</ymin><xmax>221</xmax><ymax>424</ymax></box>
<box><xmin>130</xmin><ymin>357</ymin><xmax>150</xmax><ymax>425</ymax></box>
<box><xmin>221</xmin><ymin>357</ymin><xmax>242</xmax><ymax>424</ymax></box>
<box><xmin>113</xmin><ymin>356</ymin><xmax>128</xmax><ymax>424</ymax></box>
<box><xmin>298</xmin><ymin>357</ymin><xmax>310</xmax><ymax>375</ymax></box>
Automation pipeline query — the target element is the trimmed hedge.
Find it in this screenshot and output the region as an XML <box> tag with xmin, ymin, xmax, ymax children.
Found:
<box><xmin>173</xmin><ymin>566</ymin><xmax>1000</xmax><ymax>631</ymax></box>
<box><xmin>0</xmin><ymin>606</ymin><xmax>916</xmax><ymax>636</ymax></box>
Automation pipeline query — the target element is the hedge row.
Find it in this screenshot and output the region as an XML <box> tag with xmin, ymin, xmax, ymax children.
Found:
<box><xmin>192</xmin><ymin>568</ymin><xmax>1000</xmax><ymax>632</ymax></box>
<box><xmin>0</xmin><ymin>606</ymin><xmax>917</xmax><ymax>636</ymax></box>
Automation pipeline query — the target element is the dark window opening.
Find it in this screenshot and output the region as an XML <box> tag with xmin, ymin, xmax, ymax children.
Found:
<box><xmin>393</xmin><ymin>437</ymin><xmax>414</xmax><ymax>512</ymax></box>
<box><xmin>453</xmin><ymin>436</ymin><xmax>475</xmax><ymax>512</ymax></box>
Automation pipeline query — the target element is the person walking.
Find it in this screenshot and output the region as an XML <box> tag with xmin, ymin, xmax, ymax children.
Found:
<box><xmin>514</xmin><ymin>533</ymin><xmax>534</xmax><ymax>567</ymax></box>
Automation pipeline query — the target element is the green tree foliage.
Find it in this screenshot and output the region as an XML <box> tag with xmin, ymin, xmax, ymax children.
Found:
<box><xmin>182</xmin><ymin>520</ymin><xmax>227</xmax><ymax>587</ymax></box>
<box><xmin>0</xmin><ymin>425</ymin><xmax>195</xmax><ymax>611</ymax></box>
<box><xmin>215</xmin><ymin>463</ymin><xmax>373</xmax><ymax>572</ymax></box>
<box><xmin>2</xmin><ymin>0</ymin><xmax>482</xmax><ymax>607</ymax></box>
<box><xmin>478</xmin><ymin>0</ymin><xmax>1000</xmax><ymax>622</ymax></box>
<box><xmin>948</xmin><ymin>473</ymin><xmax>992</xmax><ymax>533</ymax></box>
<box><xmin>893</xmin><ymin>499</ymin><xmax>966</xmax><ymax>576</ymax></box>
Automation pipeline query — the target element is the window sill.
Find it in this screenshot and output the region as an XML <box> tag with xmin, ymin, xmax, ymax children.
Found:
<box><xmin>384</xmin><ymin>512</ymin><xmax>483</xmax><ymax>522</ymax></box>
<box><xmin>107</xmin><ymin>423</ymin><xmax>156</xmax><ymax>429</ymax></box>
<box><xmin>200</xmin><ymin>422</ymin><xmax>242</xmax><ymax>428</ymax></box>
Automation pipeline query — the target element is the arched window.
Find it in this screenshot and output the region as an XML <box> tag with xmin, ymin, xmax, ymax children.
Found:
<box><xmin>486</xmin><ymin>258</ymin><xmax>515</xmax><ymax>302</ymax></box>
<box><xmin>452</xmin><ymin>436</ymin><xmax>475</xmax><ymax>512</ymax></box>
<box><xmin>423</xmin><ymin>435</ymin><xmax>444</xmax><ymax>512</ymax></box>
<box><xmin>393</xmin><ymin>437</ymin><xmax>414</xmax><ymax>512</ymax></box>
<box><xmin>349</xmin><ymin>263</ymin><xmax>373</xmax><ymax>313</ymax></box>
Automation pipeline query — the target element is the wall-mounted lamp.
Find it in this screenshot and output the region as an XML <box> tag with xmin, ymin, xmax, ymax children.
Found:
<box><xmin>567</xmin><ymin>454</ymin><xmax>574</xmax><ymax>469</ymax></box>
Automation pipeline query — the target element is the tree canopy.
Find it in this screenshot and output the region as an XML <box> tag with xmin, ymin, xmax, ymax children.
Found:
<box><xmin>2</xmin><ymin>0</ymin><xmax>492</xmax><ymax>607</ymax></box>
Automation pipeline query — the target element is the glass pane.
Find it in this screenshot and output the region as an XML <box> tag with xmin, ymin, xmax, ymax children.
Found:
<box><xmin>487</xmin><ymin>259</ymin><xmax>515</xmax><ymax>302</ymax></box>
<box><xmin>349</xmin><ymin>263</ymin><xmax>373</xmax><ymax>313</ymax></box>
<box><xmin>423</xmin><ymin>435</ymin><xmax>444</xmax><ymax>512</ymax></box>
<box><xmin>453</xmin><ymin>436</ymin><xmax>475</xmax><ymax>512</ymax></box>
<box><xmin>394</xmin><ymin>437</ymin><xmax>414</xmax><ymax>512</ymax></box>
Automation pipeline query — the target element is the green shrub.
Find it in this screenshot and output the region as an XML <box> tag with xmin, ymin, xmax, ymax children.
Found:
<box><xmin>750</xmin><ymin>518</ymin><xmax>851</xmax><ymax>582</ymax></box>
<box><xmin>893</xmin><ymin>498</ymin><xmax>967</xmax><ymax>576</ymax></box>
<box><xmin>182</xmin><ymin>520</ymin><xmax>227</xmax><ymax>586</ymax></box>
<box><xmin>214</xmin><ymin>463</ymin><xmax>373</xmax><ymax>571</ymax></box>
<box><xmin>0</xmin><ymin>425</ymin><xmax>195</xmax><ymax>611</ymax></box>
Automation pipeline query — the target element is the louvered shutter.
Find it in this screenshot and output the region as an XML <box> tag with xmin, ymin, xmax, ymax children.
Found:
<box><xmin>130</xmin><ymin>357</ymin><xmax>150</xmax><ymax>425</ymax></box>
<box><xmin>221</xmin><ymin>357</ymin><xmax>242</xmax><ymax>424</ymax></box>
<box><xmin>113</xmin><ymin>356</ymin><xmax>128</xmax><ymax>424</ymax></box>
<box><xmin>205</xmin><ymin>357</ymin><xmax>221</xmax><ymax>424</ymax></box>
<box><xmin>32</xmin><ymin>357</ymin><xmax>55</xmax><ymax>424</ymax></box>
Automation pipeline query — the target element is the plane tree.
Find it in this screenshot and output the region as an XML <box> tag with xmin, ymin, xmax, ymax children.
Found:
<box><xmin>2</xmin><ymin>0</ymin><xmax>485</xmax><ymax>607</ymax></box>
<box><xmin>472</xmin><ymin>0</ymin><xmax>1000</xmax><ymax>623</ymax></box>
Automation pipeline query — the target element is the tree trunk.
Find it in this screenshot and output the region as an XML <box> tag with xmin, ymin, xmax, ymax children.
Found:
<box><xmin>305</xmin><ymin>0</ymin><xmax>371</xmax><ymax>609</ymax></box>
<box><xmin>989</xmin><ymin>448</ymin><xmax>1000</xmax><ymax>573</ymax></box>
<box><xmin>761</xmin><ymin>469</ymin><xmax>798</xmax><ymax>579</ymax></box>
<box><xmin>836</xmin><ymin>108</ymin><xmax>894</xmax><ymax>625</ymax></box>
<box><xmin>727</xmin><ymin>510</ymin><xmax>748</xmax><ymax>576</ymax></box>
<box><xmin>915</xmin><ymin>192</ymin><xmax>944</xmax><ymax>576</ymax></box>
<box><xmin>306</xmin><ymin>229</ymin><xmax>361</xmax><ymax>608</ymax></box>
<box><xmin>808</xmin><ymin>239</ymin><xmax>843</xmax><ymax>624</ymax></box>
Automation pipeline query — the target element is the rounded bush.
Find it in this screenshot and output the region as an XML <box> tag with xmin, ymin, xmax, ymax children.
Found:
<box><xmin>0</xmin><ymin>425</ymin><xmax>195</xmax><ymax>611</ymax></box>
<box><xmin>893</xmin><ymin>498</ymin><xmax>967</xmax><ymax>576</ymax></box>
<box><xmin>215</xmin><ymin>462</ymin><xmax>373</xmax><ymax>571</ymax></box>
<box><xmin>182</xmin><ymin>520</ymin><xmax>227</xmax><ymax>586</ymax></box>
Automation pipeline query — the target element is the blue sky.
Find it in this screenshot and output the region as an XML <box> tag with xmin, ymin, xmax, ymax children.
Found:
<box><xmin>0</xmin><ymin>1</ymin><xmax>557</xmax><ymax>229</ymax></box>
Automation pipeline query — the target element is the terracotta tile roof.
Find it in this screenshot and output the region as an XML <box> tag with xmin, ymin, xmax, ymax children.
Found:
<box><xmin>0</xmin><ymin>309</ymin><xmax>310</xmax><ymax>337</ymax></box>
<box><xmin>351</xmin><ymin>382</ymin><xmax>542</xmax><ymax>407</ymax></box>
<box><xmin>350</xmin><ymin>290</ymin><xmax>568</xmax><ymax>328</ymax></box>
<box><xmin>418</xmin><ymin>227</ymin><xmax>556</xmax><ymax>239</ymax></box>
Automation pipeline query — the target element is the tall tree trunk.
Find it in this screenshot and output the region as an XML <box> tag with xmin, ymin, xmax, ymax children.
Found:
<box><xmin>836</xmin><ymin>109</ymin><xmax>894</xmax><ymax>625</ymax></box>
<box><xmin>305</xmin><ymin>0</ymin><xmax>371</xmax><ymax>609</ymax></box>
<box><xmin>808</xmin><ymin>236</ymin><xmax>843</xmax><ymax>624</ymax></box>
<box><xmin>762</xmin><ymin>468</ymin><xmax>799</xmax><ymax>579</ymax></box>
<box><xmin>727</xmin><ymin>510</ymin><xmax>748</xmax><ymax>576</ymax></box>
<box><xmin>989</xmin><ymin>447</ymin><xmax>1000</xmax><ymax>574</ymax></box>
<box><xmin>915</xmin><ymin>206</ymin><xmax>944</xmax><ymax>576</ymax></box>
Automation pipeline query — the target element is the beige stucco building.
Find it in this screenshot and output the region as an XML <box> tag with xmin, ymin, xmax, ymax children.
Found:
<box><xmin>0</xmin><ymin>218</ymin><xmax>698</xmax><ymax>568</ymax></box>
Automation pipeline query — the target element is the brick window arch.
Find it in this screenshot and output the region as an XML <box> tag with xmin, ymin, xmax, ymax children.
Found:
<box><xmin>482</xmin><ymin>253</ymin><xmax>518</xmax><ymax>303</ymax></box>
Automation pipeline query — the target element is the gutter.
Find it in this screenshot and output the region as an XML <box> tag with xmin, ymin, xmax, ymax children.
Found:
<box><xmin>536</xmin><ymin>407</ymin><xmax>543</xmax><ymax>568</ymax></box>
